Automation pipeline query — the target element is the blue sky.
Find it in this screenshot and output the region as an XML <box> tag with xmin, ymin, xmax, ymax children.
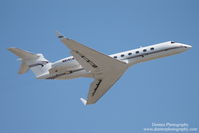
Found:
<box><xmin>0</xmin><ymin>0</ymin><xmax>198</xmax><ymax>133</ymax></box>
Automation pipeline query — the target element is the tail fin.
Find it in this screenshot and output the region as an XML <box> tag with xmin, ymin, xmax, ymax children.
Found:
<box><xmin>8</xmin><ymin>48</ymin><xmax>51</xmax><ymax>78</ymax></box>
<box><xmin>18</xmin><ymin>61</ymin><xmax>29</xmax><ymax>74</ymax></box>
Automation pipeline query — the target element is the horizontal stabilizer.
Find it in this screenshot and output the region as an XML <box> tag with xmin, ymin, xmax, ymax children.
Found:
<box><xmin>8</xmin><ymin>48</ymin><xmax>38</xmax><ymax>59</ymax></box>
<box><xmin>8</xmin><ymin>47</ymin><xmax>51</xmax><ymax>77</ymax></box>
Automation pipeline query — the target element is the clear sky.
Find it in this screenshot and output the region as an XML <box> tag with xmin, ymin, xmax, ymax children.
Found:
<box><xmin>0</xmin><ymin>0</ymin><xmax>198</xmax><ymax>133</ymax></box>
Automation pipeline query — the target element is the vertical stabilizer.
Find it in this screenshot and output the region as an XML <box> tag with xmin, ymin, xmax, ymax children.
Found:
<box><xmin>18</xmin><ymin>62</ymin><xmax>29</xmax><ymax>74</ymax></box>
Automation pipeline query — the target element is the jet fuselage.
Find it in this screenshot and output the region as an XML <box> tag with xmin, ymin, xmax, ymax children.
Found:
<box><xmin>43</xmin><ymin>41</ymin><xmax>191</xmax><ymax>80</ymax></box>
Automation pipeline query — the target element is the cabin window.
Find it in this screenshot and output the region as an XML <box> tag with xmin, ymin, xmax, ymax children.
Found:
<box><xmin>128</xmin><ymin>53</ymin><xmax>132</xmax><ymax>56</ymax></box>
<box><xmin>136</xmin><ymin>51</ymin><xmax>139</xmax><ymax>54</ymax></box>
<box><xmin>121</xmin><ymin>54</ymin><xmax>124</xmax><ymax>57</ymax></box>
<box><xmin>150</xmin><ymin>47</ymin><xmax>154</xmax><ymax>50</ymax></box>
<box><xmin>114</xmin><ymin>56</ymin><xmax>117</xmax><ymax>58</ymax></box>
<box><xmin>62</xmin><ymin>60</ymin><xmax>67</xmax><ymax>62</ymax></box>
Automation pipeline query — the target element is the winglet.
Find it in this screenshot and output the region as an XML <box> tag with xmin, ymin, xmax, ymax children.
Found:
<box><xmin>80</xmin><ymin>98</ymin><xmax>87</xmax><ymax>106</ymax></box>
<box><xmin>56</xmin><ymin>31</ymin><xmax>64</xmax><ymax>39</ymax></box>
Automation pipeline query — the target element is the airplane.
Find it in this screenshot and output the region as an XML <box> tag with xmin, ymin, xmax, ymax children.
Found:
<box><xmin>8</xmin><ymin>32</ymin><xmax>192</xmax><ymax>105</ymax></box>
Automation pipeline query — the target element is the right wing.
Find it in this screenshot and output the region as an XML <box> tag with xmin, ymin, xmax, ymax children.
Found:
<box><xmin>56</xmin><ymin>32</ymin><xmax>127</xmax><ymax>74</ymax></box>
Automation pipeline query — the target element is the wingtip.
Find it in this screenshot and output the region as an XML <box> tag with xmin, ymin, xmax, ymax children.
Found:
<box><xmin>7</xmin><ymin>47</ymin><xmax>20</xmax><ymax>55</ymax></box>
<box><xmin>7</xmin><ymin>47</ymin><xmax>16</xmax><ymax>52</ymax></box>
<box><xmin>80</xmin><ymin>98</ymin><xmax>87</xmax><ymax>106</ymax></box>
<box><xmin>56</xmin><ymin>31</ymin><xmax>64</xmax><ymax>39</ymax></box>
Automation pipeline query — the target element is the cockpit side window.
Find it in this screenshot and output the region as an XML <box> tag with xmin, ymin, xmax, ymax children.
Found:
<box><xmin>171</xmin><ymin>41</ymin><xmax>175</xmax><ymax>44</ymax></box>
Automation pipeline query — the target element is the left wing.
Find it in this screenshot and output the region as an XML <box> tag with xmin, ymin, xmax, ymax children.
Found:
<box><xmin>56</xmin><ymin>32</ymin><xmax>128</xmax><ymax>105</ymax></box>
<box><xmin>82</xmin><ymin>68</ymin><xmax>126</xmax><ymax>105</ymax></box>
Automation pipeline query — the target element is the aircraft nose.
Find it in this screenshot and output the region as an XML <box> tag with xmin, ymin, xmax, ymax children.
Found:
<box><xmin>183</xmin><ymin>44</ymin><xmax>192</xmax><ymax>49</ymax></box>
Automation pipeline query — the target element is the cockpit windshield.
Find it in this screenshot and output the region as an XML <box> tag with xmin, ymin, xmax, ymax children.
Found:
<box><xmin>171</xmin><ymin>41</ymin><xmax>175</xmax><ymax>44</ymax></box>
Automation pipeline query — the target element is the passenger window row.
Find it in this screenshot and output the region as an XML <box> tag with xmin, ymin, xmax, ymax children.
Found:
<box><xmin>62</xmin><ymin>57</ymin><xmax>75</xmax><ymax>62</ymax></box>
<box><xmin>113</xmin><ymin>47</ymin><xmax>155</xmax><ymax>58</ymax></box>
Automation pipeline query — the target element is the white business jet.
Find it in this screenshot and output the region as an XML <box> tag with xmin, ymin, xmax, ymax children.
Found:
<box><xmin>8</xmin><ymin>32</ymin><xmax>192</xmax><ymax>105</ymax></box>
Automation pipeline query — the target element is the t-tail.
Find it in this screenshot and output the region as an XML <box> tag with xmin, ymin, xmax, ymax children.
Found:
<box><xmin>8</xmin><ymin>48</ymin><xmax>51</xmax><ymax>78</ymax></box>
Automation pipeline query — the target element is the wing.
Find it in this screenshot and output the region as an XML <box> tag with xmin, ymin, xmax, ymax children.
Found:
<box><xmin>56</xmin><ymin>32</ymin><xmax>128</xmax><ymax>105</ymax></box>
<box><xmin>83</xmin><ymin>68</ymin><xmax>126</xmax><ymax>105</ymax></box>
